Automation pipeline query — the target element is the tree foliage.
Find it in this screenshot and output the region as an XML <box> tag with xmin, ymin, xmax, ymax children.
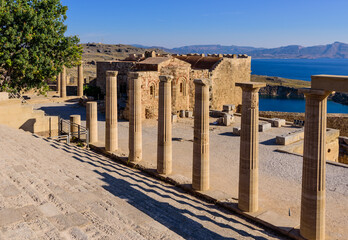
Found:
<box><xmin>0</xmin><ymin>0</ymin><xmax>82</xmax><ymax>93</ymax></box>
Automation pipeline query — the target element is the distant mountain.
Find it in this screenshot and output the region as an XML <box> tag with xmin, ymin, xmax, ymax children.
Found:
<box><xmin>131</xmin><ymin>42</ymin><xmax>348</xmax><ymax>59</ymax></box>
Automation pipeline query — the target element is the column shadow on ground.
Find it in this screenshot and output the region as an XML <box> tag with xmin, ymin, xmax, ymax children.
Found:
<box><xmin>94</xmin><ymin>169</ymin><xmax>271</xmax><ymax>240</ymax></box>
<box><xmin>48</xmin><ymin>140</ymin><xmax>284</xmax><ymax>240</ymax></box>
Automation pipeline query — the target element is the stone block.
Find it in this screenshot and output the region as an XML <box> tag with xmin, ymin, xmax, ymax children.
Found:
<box><xmin>222</xmin><ymin>114</ymin><xmax>234</xmax><ymax>126</ymax></box>
<box><xmin>258</xmin><ymin>122</ymin><xmax>272</xmax><ymax>132</ymax></box>
<box><xmin>185</xmin><ymin>110</ymin><xmax>193</xmax><ymax>118</ymax></box>
<box><xmin>233</xmin><ymin>127</ymin><xmax>241</xmax><ymax>136</ymax></box>
<box><xmin>172</xmin><ymin>114</ymin><xmax>178</xmax><ymax>123</ymax></box>
<box><xmin>311</xmin><ymin>74</ymin><xmax>348</xmax><ymax>93</ymax></box>
<box><xmin>222</xmin><ymin>104</ymin><xmax>236</xmax><ymax>112</ymax></box>
<box><xmin>179</xmin><ymin>110</ymin><xmax>186</xmax><ymax>118</ymax></box>
<box><xmin>271</xmin><ymin>118</ymin><xmax>286</xmax><ymax>127</ymax></box>
<box><xmin>38</xmin><ymin>202</ymin><xmax>62</xmax><ymax>217</ymax></box>
<box><xmin>0</xmin><ymin>208</ymin><xmax>22</xmax><ymax>226</ymax></box>
<box><xmin>276</xmin><ymin>129</ymin><xmax>304</xmax><ymax>145</ymax></box>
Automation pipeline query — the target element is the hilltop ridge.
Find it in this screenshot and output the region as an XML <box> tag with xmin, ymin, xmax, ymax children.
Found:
<box><xmin>132</xmin><ymin>42</ymin><xmax>348</xmax><ymax>59</ymax></box>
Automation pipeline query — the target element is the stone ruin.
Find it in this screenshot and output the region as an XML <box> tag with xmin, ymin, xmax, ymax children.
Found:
<box><xmin>95</xmin><ymin>51</ymin><xmax>251</xmax><ymax>119</ymax></box>
<box><xmin>82</xmin><ymin>73</ymin><xmax>347</xmax><ymax>240</ymax></box>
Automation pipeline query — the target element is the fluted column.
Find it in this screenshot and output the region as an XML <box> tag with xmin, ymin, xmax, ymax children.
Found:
<box><xmin>192</xmin><ymin>79</ymin><xmax>210</xmax><ymax>191</ymax></box>
<box><xmin>128</xmin><ymin>72</ymin><xmax>142</xmax><ymax>162</ymax></box>
<box><xmin>299</xmin><ymin>88</ymin><xmax>331</xmax><ymax>240</ymax></box>
<box><xmin>77</xmin><ymin>63</ymin><xmax>84</xmax><ymax>97</ymax></box>
<box><xmin>60</xmin><ymin>66</ymin><xmax>67</xmax><ymax>98</ymax></box>
<box><xmin>157</xmin><ymin>75</ymin><xmax>173</xmax><ymax>174</ymax></box>
<box><xmin>235</xmin><ymin>82</ymin><xmax>265</xmax><ymax>212</ymax></box>
<box><xmin>86</xmin><ymin>102</ymin><xmax>98</xmax><ymax>144</ymax></box>
<box><xmin>57</xmin><ymin>73</ymin><xmax>61</xmax><ymax>94</ymax></box>
<box><xmin>105</xmin><ymin>71</ymin><xmax>118</xmax><ymax>152</ymax></box>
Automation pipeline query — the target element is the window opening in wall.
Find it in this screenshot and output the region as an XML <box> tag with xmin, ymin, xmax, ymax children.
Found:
<box><xmin>150</xmin><ymin>84</ymin><xmax>155</xmax><ymax>97</ymax></box>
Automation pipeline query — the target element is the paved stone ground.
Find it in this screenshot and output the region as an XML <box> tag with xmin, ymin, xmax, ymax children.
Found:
<box><xmin>0</xmin><ymin>124</ymin><xmax>284</xmax><ymax>240</ymax></box>
<box><xmin>34</xmin><ymin>102</ymin><xmax>348</xmax><ymax>239</ymax></box>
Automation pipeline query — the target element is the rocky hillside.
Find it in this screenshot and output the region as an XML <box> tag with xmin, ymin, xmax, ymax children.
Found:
<box><xmin>135</xmin><ymin>42</ymin><xmax>348</xmax><ymax>59</ymax></box>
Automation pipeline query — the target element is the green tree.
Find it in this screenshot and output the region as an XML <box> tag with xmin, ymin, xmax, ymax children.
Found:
<box><xmin>0</xmin><ymin>0</ymin><xmax>82</xmax><ymax>94</ymax></box>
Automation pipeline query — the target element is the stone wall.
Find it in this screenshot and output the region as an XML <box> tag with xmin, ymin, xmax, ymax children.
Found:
<box><xmin>210</xmin><ymin>57</ymin><xmax>251</xmax><ymax>111</ymax></box>
<box><xmin>259</xmin><ymin>111</ymin><xmax>348</xmax><ymax>137</ymax></box>
<box><xmin>96</xmin><ymin>61</ymin><xmax>135</xmax><ymax>94</ymax></box>
<box><xmin>0</xmin><ymin>99</ymin><xmax>58</xmax><ymax>137</ymax></box>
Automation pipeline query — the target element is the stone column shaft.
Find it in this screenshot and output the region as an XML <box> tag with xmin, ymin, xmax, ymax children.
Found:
<box><xmin>86</xmin><ymin>102</ymin><xmax>98</xmax><ymax>144</ymax></box>
<box><xmin>192</xmin><ymin>79</ymin><xmax>210</xmax><ymax>191</ymax></box>
<box><xmin>105</xmin><ymin>71</ymin><xmax>118</xmax><ymax>152</ymax></box>
<box><xmin>57</xmin><ymin>73</ymin><xmax>61</xmax><ymax>94</ymax></box>
<box><xmin>300</xmin><ymin>88</ymin><xmax>331</xmax><ymax>240</ymax></box>
<box><xmin>128</xmin><ymin>73</ymin><xmax>142</xmax><ymax>162</ymax></box>
<box><xmin>70</xmin><ymin>115</ymin><xmax>81</xmax><ymax>138</ymax></box>
<box><xmin>236</xmin><ymin>82</ymin><xmax>265</xmax><ymax>213</ymax></box>
<box><xmin>157</xmin><ymin>75</ymin><xmax>173</xmax><ymax>174</ymax></box>
<box><xmin>78</xmin><ymin>63</ymin><xmax>84</xmax><ymax>97</ymax></box>
<box><xmin>60</xmin><ymin>66</ymin><xmax>67</xmax><ymax>98</ymax></box>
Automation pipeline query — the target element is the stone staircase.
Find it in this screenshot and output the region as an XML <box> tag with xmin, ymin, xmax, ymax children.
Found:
<box><xmin>0</xmin><ymin>124</ymin><xmax>282</xmax><ymax>239</ymax></box>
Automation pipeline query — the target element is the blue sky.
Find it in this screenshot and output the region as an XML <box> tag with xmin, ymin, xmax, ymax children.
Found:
<box><xmin>61</xmin><ymin>0</ymin><xmax>348</xmax><ymax>48</ymax></box>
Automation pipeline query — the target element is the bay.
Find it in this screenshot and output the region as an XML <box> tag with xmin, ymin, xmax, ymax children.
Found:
<box><xmin>252</xmin><ymin>58</ymin><xmax>348</xmax><ymax>113</ymax></box>
<box><xmin>252</xmin><ymin>58</ymin><xmax>348</xmax><ymax>81</ymax></box>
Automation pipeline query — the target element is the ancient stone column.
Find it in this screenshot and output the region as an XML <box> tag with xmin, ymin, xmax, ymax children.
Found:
<box><xmin>70</xmin><ymin>115</ymin><xmax>81</xmax><ymax>138</ymax></box>
<box><xmin>77</xmin><ymin>63</ymin><xmax>84</xmax><ymax>97</ymax></box>
<box><xmin>299</xmin><ymin>88</ymin><xmax>331</xmax><ymax>240</ymax></box>
<box><xmin>192</xmin><ymin>79</ymin><xmax>210</xmax><ymax>191</ymax></box>
<box><xmin>105</xmin><ymin>71</ymin><xmax>118</xmax><ymax>152</ymax></box>
<box><xmin>60</xmin><ymin>66</ymin><xmax>67</xmax><ymax>98</ymax></box>
<box><xmin>157</xmin><ymin>75</ymin><xmax>173</xmax><ymax>174</ymax></box>
<box><xmin>235</xmin><ymin>82</ymin><xmax>266</xmax><ymax>212</ymax></box>
<box><xmin>86</xmin><ymin>102</ymin><xmax>98</xmax><ymax>144</ymax></box>
<box><xmin>57</xmin><ymin>73</ymin><xmax>61</xmax><ymax>94</ymax></box>
<box><xmin>128</xmin><ymin>72</ymin><xmax>142</xmax><ymax>162</ymax></box>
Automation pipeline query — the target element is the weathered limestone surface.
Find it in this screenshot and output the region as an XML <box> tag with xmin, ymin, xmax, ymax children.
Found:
<box><xmin>0</xmin><ymin>124</ymin><xmax>281</xmax><ymax>239</ymax></box>
<box><xmin>128</xmin><ymin>72</ymin><xmax>142</xmax><ymax>162</ymax></box>
<box><xmin>105</xmin><ymin>71</ymin><xmax>118</xmax><ymax>152</ymax></box>
<box><xmin>60</xmin><ymin>66</ymin><xmax>67</xmax><ymax>98</ymax></box>
<box><xmin>70</xmin><ymin>115</ymin><xmax>81</xmax><ymax>138</ymax></box>
<box><xmin>57</xmin><ymin>73</ymin><xmax>61</xmax><ymax>94</ymax></box>
<box><xmin>86</xmin><ymin>102</ymin><xmax>98</xmax><ymax>144</ymax></box>
<box><xmin>299</xmin><ymin>88</ymin><xmax>332</xmax><ymax>240</ymax></box>
<box><xmin>77</xmin><ymin>64</ymin><xmax>84</xmax><ymax>97</ymax></box>
<box><xmin>236</xmin><ymin>82</ymin><xmax>265</xmax><ymax>212</ymax></box>
<box><xmin>311</xmin><ymin>75</ymin><xmax>348</xmax><ymax>92</ymax></box>
<box><xmin>192</xmin><ymin>79</ymin><xmax>210</xmax><ymax>191</ymax></box>
<box><xmin>157</xmin><ymin>75</ymin><xmax>173</xmax><ymax>174</ymax></box>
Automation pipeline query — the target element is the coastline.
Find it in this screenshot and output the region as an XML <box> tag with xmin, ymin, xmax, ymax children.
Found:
<box><xmin>251</xmin><ymin>74</ymin><xmax>348</xmax><ymax>106</ymax></box>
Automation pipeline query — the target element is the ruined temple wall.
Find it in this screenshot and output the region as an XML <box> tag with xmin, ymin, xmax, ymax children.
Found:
<box><xmin>189</xmin><ymin>69</ymin><xmax>210</xmax><ymax>110</ymax></box>
<box><xmin>210</xmin><ymin>57</ymin><xmax>251</xmax><ymax>110</ymax></box>
<box><xmin>96</xmin><ymin>61</ymin><xmax>135</xmax><ymax>94</ymax></box>
<box><xmin>160</xmin><ymin>64</ymin><xmax>191</xmax><ymax>113</ymax></box>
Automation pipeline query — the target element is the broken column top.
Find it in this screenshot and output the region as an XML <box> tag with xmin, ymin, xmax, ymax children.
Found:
<box><xmin>194</xmin><ymin>79</ymin><xmax>211</xmax><ymax>86</ymax></box>
<box><xmin>159</xmin><ymin>75</ymin><xmax>174</xmax><ymax>82</ymax></box>
<box><xmin>235</xmin><ymin>82</ymin><xmax>266</xmax><ymax>90</ymax></box>
<box><xmin>311</xmin><ymin>74</ymin><xmax>348</xmax><ymax>93</ymax></box>
<box><xmin>106</xmin><ymin>71</ymin><xmax>118</xmax><ymax>77</ymax></box>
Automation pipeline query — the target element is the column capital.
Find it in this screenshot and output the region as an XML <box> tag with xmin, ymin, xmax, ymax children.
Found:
<box><xmin>159</xmin><ymin>75</ymin><xmax>174</xmax><ymax>82</ymax></box>
<box><xmin>194</xmin><ymin>78</ymin><xmax>211</xmax><ymax>86</ymax></box>
<box><xmin>235</xmin><ymin>82</ymin><xmax>266</xmax><ymax>91</ymax></box>
<box><xmin>299</xmin><ymin>88</ymin><xmax>332</xmax><ymax>99</ymax></box>
<box><xmin>106</xmin><ymin>71</ymin><xmax>118</xmax><ymax>77</ymax></box>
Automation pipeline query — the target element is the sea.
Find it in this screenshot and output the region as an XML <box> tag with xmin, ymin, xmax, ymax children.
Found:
<box><xmin>251</xmin><ymin>58</ymin><xmax>348</xmax><ymax>113</ymax></box>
